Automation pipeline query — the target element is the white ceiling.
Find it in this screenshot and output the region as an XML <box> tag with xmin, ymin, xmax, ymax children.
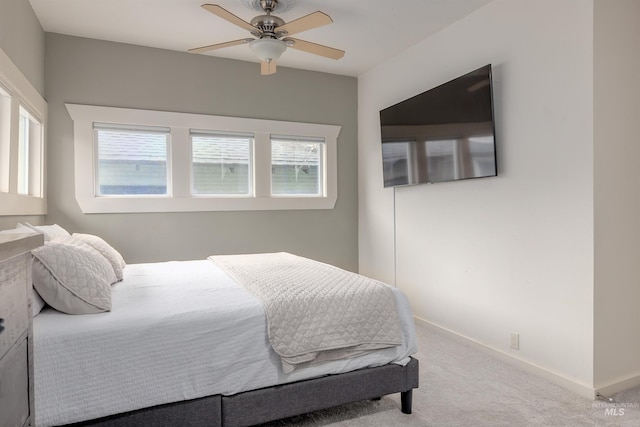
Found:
<box><xmin>28</xmin><ymin>0</ymin><xmax>493</xmax><ymax>77</ymax></box>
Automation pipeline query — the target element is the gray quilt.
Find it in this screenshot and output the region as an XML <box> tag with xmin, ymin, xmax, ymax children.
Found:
<box><xmin>209</xmin><ymin>252</ymin><xmax>403</xmax><ymax>372</ymax></box>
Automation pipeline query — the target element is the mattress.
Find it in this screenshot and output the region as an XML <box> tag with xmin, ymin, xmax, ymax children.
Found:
<box><xmin>33</xmin><ymin>259</ymin><xmax>418</xmax><ymax>427</ymax></box>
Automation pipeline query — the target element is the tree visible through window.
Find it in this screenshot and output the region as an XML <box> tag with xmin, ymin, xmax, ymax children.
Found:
<box><xmin>271</xmin><ymin>136</ymin><xmax>323</xmax><ymax>196</ymax></box>
<box><xmin>191</xmin><ymin>131</ymin><xmax>252</xmax><ymax>195</ymax></box>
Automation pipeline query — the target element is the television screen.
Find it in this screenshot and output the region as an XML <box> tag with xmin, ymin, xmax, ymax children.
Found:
<box><xmin>379</xmin><ymin>64</ymin><xmax>497</xmax><ymax>187</ymax></box>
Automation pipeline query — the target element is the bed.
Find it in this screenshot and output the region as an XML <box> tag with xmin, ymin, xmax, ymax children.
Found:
<box><xmin>24</xmin><ymin>230</ymin><xmax>419</xmax><ymax>427</ymax></box>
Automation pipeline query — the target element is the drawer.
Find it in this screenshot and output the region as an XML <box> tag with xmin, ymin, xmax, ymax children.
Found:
<box><xmin>0</xmin><ymin>338</ymin><xmax>30</xmax><ymax>427</ymax></box>
<box><xmin>0</xmin><ymin>254</ymin><xmax>29</xmax><ymax>360</ymax></box>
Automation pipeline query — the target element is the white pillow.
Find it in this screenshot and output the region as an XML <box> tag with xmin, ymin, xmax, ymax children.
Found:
<box><xmin>0</xmin><ymin>223</ymin><xmax>38</xmax><ymax>235</ymax></box>
<box><xmin>32</xmin><ymin>288</ymin><xmax>46</xmax><ymax>316</ymax></box>
<box><xmin>31</xmin><ymin>242</ymin><xmax>114</xmax><ymax>314</ymax></box>
<box><xmin>72</xmin><ymin>233</ymin><xmax>126</xmax><ymax>281</ymax></box>
<box><xmin>24</xmin><ymin>223</ymin><xmax>70</xmax><ymax>241</ymax></box>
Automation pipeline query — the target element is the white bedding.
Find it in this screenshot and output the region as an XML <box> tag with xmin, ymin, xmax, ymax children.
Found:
<box><xmin>34</xmin><ymin>259</ymin><xmax>418</xmax><ymax>427</ymax></box>
<box><xmin>210</xmin><ymin>253</ymin><xmax>403</xmax><ymax>372</ymax></box>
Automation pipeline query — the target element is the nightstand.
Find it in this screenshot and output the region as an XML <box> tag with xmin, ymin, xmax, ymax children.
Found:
<box><xmin>0</xmin><ymin>233</ymin><xmax>44</xmax><ymax>427</ymax></box>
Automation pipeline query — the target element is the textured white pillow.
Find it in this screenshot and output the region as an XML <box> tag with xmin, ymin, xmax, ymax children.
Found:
<box><xmin>31</xmin><ymin>242</ymin><xmax>115</xmax><ymax>314</ymax></box>
<box><xmin>72</xmin><ymin>233</ymin><xmax>126</xmax><ymax>281</ymax></box>
<box><xmin>24</xmin><ymin>223</ymin><xmax>71</xmax><ymax>241</ymax></box>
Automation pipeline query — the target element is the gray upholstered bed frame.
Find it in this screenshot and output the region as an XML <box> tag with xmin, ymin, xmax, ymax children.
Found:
<box><xmin>67</xmin><ymin>357</ymin><xmax>419</xmax><ymax>427</ymax></box>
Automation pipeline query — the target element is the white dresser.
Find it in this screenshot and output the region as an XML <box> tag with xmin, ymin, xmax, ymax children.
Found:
<box><xmin>0</xmin><ymin>234</ymin><xmax>43</xmax><ymax>427</ymax></box>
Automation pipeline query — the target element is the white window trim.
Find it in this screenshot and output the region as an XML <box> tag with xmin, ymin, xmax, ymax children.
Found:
<box><xmin>0</xmin><ymin>47</ymin><xmax>47</xmax><ymax>216</ymax></box>
<box><xmin>66</xmin><ymin>104</ymin><xmax>340</xmax><ymax>213</ymax></box>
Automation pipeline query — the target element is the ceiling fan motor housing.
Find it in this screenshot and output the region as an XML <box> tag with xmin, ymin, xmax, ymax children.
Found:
<box><xmin>250</xmin><ymin>14</ymin><xmax>286</xmax><ymax>38</ymax></box>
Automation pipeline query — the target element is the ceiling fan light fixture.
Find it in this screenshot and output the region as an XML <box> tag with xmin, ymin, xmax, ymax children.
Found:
<box><xmin>250</xmin><ymin>38</ymin><xmax>287</xmax><ymax>61</ymax></box>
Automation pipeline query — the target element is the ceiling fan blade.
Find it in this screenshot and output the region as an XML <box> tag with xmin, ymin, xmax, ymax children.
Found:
<box><xmin>283</xmin><ymin>38</ymin><xmax>344</xmax><ymax>60</ymax></box>
<box><xmin>277</xmin><ymin>11</ymin><xmax>333</xmax><ymax>36</ymax></box>
<box><xmin>188</xmin><ymin>38</ymin><xmax>252</xmax><ymax>54</ymax></box>
<box><xmin>261</xmin><ymin>60</ymin><xmax>277</xmax><ymax>75</ymax></box>
<box><xmin>201</xmin><ymin>4</ymin><xmax>255</xmax><ymax>32</ymax></box>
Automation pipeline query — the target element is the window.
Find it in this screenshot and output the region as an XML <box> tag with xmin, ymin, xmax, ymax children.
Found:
<box><xmin>0</xmin><ymin>85</ymin><xmax>10</xmax><ymax>193</ymax></box>
<box><xmin>66</xmin><ymin>104</ymin><xmax>340</xmax><ymax>213</ymax></box>
<box><xmin>271</xmin><ymin>135</ymin><xmax>323</xmax><ymax>196</ymax></box>
<box><xmin>95</xmin><ymin>124</ymin><xmax>170</xmax><ymax>196</ymax></box>
<box><xmin>18</xmin><ymin>106</ymin><xmax>43</xmax><ymax>197</ymax></box>
<box><xmin>0</xmin><ymin>47</ymin><xmax>47</xmax><ymax>215</ymax></box>
<box><xmin>191</xmin><ymin>131</ymin><xmax>252</xmax><ymax>196</ymax></box>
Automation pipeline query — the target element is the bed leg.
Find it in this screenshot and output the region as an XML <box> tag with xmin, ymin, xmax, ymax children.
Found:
<box><xmin>401</xmin><ymin>390</ymin><xmax>413</xmax><ymax>414</ymax></box>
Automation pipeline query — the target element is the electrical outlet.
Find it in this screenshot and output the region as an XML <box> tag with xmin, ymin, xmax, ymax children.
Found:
<box><xmin>510</xmin><ymin>332</ymin><xmax>519</xmax><ymax>350</ymax></box>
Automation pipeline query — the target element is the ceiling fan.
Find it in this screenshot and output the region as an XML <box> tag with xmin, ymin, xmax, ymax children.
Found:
<box><xmin>189</xmin><ymin>0</ymin><xmax>345</xmax><ymax>75</ymax></box>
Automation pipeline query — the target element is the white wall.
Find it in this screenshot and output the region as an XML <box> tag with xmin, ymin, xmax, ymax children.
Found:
<box><xmin>594</xmin><ymin>0</ymin><xmax>640</xmax><ymax>392</ymax></box>
<box><xmin>359</xmin><ymin>0</ymin><xmax>595</xmax><ymax>390</ymax></box>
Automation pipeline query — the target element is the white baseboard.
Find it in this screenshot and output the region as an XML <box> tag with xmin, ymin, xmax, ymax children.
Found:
<box><xmin>414</xmin><ymin>316</ymin><xmax>597</xmax><ymax>400</ymax></box>
<box><xmin>596</xmin><ymin>374</ymin><xmax>640</xmax><ymax>397</ymax></box>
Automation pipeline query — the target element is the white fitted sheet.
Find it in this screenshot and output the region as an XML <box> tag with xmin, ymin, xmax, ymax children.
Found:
<box><xmin>34</xmin><ymin>259</ymin><xmax>418</xmax><ymax>427</ymax></box>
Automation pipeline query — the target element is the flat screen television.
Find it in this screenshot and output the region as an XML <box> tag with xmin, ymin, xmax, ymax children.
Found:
<box><xmin>379</xmin><ymin>64</ymin><xmax>497</xmax><ymax>187</ymax></box>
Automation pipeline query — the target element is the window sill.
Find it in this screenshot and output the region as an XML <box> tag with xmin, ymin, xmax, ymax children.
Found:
<box><xmin>77</xmin><ymin>194</ymin><xmax>336</xmax><ymax>214</ymax></box>
<box><xmin>0</xmin><ymin>193</ymin><xmax>46</xmax><ymax>216</ymax></box>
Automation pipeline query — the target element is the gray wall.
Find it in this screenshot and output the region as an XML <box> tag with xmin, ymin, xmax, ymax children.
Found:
<box><xmin>0</xmin><ymin>0</ymin><xmax>46</xmax><ymax>230</ymax></box>
<box><xmin>0</xmin><ymin>0</ymin><xmax>45</xmax><ymax>96</ymax></box>
<box><xmin>45</xmin><ymin>34</ymin><xmax>359</xmax><ymax>271</ymax></box>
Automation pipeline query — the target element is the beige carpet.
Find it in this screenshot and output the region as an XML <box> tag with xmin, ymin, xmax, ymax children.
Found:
<box><xmin>259</xmin><ymin>320</ymin><xmax>640</xmax><ymax>426</ymax></box>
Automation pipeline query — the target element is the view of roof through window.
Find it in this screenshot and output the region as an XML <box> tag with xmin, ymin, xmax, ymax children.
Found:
<box><xmin>96</xmin><ymin>127</ymin><xmax>169</xmax><ymax>195</ymax></box>
<box><xmin>95</xmin><ymin>125</ymin><xmax>325</xmax><ymax>196</ymax></box>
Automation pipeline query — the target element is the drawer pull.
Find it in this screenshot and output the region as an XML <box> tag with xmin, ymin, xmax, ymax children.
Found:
<box><xmin>0</xmin><ymin>317</ymin><xmax>4</xmax><ymax>334</ymax></box>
